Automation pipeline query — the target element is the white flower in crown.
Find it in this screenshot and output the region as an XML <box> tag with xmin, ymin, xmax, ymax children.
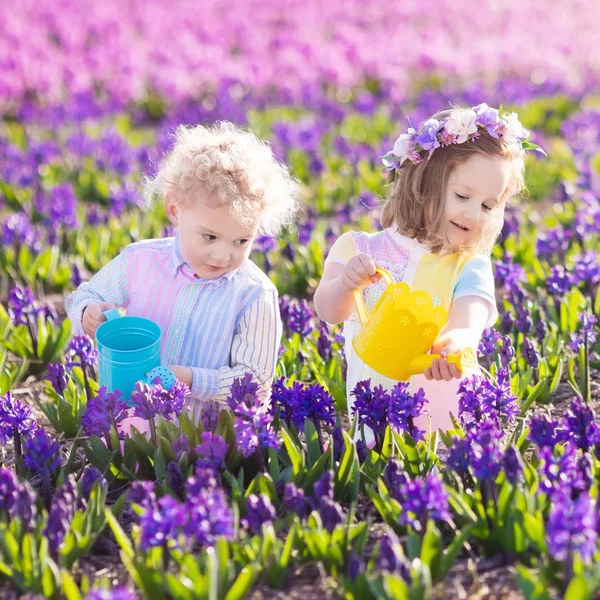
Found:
<box><xmin>382</xmin><ymin>127</ymin><xmax>416</xmax><ymax>169</ymax></box>
<box><xmin>444</xmin><ymin>108</ymin><xmax>478</xmax><ymax>143</ymax></box>
<box><xmin>501</xmin><ymin>112</ymin><xmax>530</xmax><ymax>144</ymax></box>
<box><xmin>393</xmin><ymin>131</ymin><xmax>414</xmax><ymax>158</ymax></box>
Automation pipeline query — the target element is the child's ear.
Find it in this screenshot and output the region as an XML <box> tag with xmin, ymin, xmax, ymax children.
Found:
<box><xmin>165</xmin><ymin>192</ymin><xmax>180</xmax><ymax>225</ymax></box>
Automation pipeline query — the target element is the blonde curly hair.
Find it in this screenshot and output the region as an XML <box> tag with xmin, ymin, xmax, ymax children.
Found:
<box><xmin>143</xmin><ymin>121</ymin><xmax>301</xmax><ymax>236</ymax></box>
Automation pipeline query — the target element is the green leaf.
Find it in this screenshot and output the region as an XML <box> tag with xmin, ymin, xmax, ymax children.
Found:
<box><xmin>224</xmin><ymin>565</ymin><xmax>258</xmax><ymax>600</ymax></box>
<box><xmin>564</xmin><ymin>575</ymin><xmax>590</xmax><ymax>600</ymax></box>
<box><xmin>281</xmin><ymin>427</ymin><xmax>304</xmax><ymax>478</ymax></box>
<box><xmin>61</xmin><ymin>571</ymin><xmax>83</xmax><ymax>600</ymax></box>
<box><xmin>519</xmin><ymin>378</ymin><xmax>549</xmax><ymax>416</ymax></box>
<box><xmin>419</xmin><ymin>521</ymin><xmax>442</xmax><ymax>578</ymax></box>
<box><xmin>304</xmin><ymin>419</ymin><xmax>322</xmax><ymax>469</ymax></box>
<box><xmin>521</xmin><ymin>141</ymin><xmax>547</xmax><ymax>155</ymax></box>
<box><xmin>104</xmin><ymin>510</ymin><xmax>134</xmax><ymax>557</ymax></box>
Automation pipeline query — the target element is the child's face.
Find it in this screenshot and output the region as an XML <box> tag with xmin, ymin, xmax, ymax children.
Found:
<box><xmin>166</xmin><ymin>191</ymin><xmax>262</xmax><ymax>279</ymax></box>
<box><xmin>443</xmin><ymin>154</ymin><xmax>512</xmax><ymax>252</ymax></box>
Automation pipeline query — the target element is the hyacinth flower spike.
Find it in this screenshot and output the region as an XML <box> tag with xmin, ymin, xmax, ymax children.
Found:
<box><xmin>352</xmin><ymin>268</ymin><xmax>477</xmax><ymax>380</ymax></box>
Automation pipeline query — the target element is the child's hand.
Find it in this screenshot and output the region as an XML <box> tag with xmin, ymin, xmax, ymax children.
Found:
<box><xmin>169</xmin><ymin>365</ymin><xmax>193</xmax><ymax>387</ymax></box>
<box><xmin>342</xmin><ymin>253</ymin><xmax>381</xmax><ymax>291</ymax></box>
<box><xmin>82</xmin><ymin>302</ymin><xmax>119</xmax><ymax>338</ymax></box>
<box><xmin>424</xmin><ymin>328</ymin><xmax>477</xmax><ymax>381</ymax></box>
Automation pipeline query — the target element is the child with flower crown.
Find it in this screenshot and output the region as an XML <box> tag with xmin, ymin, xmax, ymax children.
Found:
<box><xmin>66</xmin><ymin>121</ymin><xmax>300</xmax><ymax>424</ymax></box>
<box><xmin>314</xmin><ymin>104</ymin><xmax>543</xmax><ymax>434</ymax></box>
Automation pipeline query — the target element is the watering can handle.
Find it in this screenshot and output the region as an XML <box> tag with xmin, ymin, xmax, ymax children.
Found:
<box><xmin>352</xmin><ymin>268</ymin><xmax>395</xmax><ymax>325</ymax></box>
<box><xmin>102</xmin><ymin>309</ymin><xmax>122</xmax><ymax>321</ymax></box>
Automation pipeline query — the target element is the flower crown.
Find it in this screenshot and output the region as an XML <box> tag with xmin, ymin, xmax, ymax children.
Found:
<box><xmin>382</xmin><ymin>104</ymin><xmax>545</xmax><ymax>178</ymax></box>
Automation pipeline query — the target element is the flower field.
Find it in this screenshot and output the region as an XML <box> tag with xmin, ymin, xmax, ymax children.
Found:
<box><xmin>1</xmin><ymin>2</ymin><xmax>600</xmax><ymax>599</ymax></box>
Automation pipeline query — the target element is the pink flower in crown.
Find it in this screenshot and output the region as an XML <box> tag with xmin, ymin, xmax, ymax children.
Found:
<box><xmin>444</xmin><ymin>108</ymin><xmax>477</xmax><ymax>143</ymax></box>
<box><xmin>439</xmin><ymin>129</ymin><xmax>458</xmax><ymax>146</ymax></box>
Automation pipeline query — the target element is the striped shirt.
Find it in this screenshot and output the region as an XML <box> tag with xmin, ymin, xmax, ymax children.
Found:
<box><xmin>65</xmin><ymin>235</ymin><xmax>282</xmax><ymax>402</ymax></box>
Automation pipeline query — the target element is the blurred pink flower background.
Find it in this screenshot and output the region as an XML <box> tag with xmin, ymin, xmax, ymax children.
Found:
<box><xmin>1</xmin><ymin>0</ymin><xmax>598</xmax><ymax>107</ymax></box>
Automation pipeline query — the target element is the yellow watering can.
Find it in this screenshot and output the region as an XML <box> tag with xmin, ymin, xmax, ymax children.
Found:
<box><xmin>352</xmin><ymin>268</ymin><xmax>476</xmax><ymax>381</ymax></box>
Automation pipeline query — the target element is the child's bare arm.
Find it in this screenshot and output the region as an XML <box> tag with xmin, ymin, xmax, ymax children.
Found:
<box><xmin>314</xmin><ymin>254</ymin><xmax>381</xmax><ymax>324</ymax></box>
<box><xmin>425</xmin><ymin>295</ymin><xmax>491</xmax><ymax>381</ymax></box>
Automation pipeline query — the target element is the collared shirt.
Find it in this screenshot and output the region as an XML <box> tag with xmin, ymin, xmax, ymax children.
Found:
<box><xmin>65</xmin><ymin>236</ymin><xmax>282</xmax><ymax>401</ymax></box>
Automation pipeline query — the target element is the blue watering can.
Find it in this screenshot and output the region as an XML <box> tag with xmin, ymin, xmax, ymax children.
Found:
<box><xmin>96</xmin><ymin>309</ymin><xmax>176</xmax><ymax>404</ymax></box>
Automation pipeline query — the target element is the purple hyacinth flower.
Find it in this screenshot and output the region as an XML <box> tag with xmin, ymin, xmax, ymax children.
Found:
<box><xmin>172</xmin><ymin>433</ymin><xmax>190</xmax><ymax>459</ymax></box>
<box><xmin>79</xmin><ymin>466</ymin><xmax>106</xmax><ymax>504</ymax></box>
<box><xmin>389</xmin><ymin>382</ymin><xmax>429</xmax><ymax>441</ymax></box>
<box><xmin>470</xmin><ymin>421</ymin><xmax>503</xmax><ymax>482</ymax></box>
<box><xmin>515</xmin><ymin>309</ymin><xmax>533</xmax><ymax>334</ymax></box>
<box><xmin>0</xmin><ymin>392</ymin><xmax>37</xmax><ymax>442</ymax></box>
<box><xmin>377</xmin><ymin>532</ymin><xmax>411</xmax><ymax>580</ymax></box>
<box><xmin>138</xmin><ymin>495</ymin><xmax>188</xmax><ymax>552</ymax></box>
<box><xmin>498</xmin><ymin>335</ymin><xmax>515</xmax><ymax>366</ymax></box>
<box><xmin>562</xmin><ymin>397</ymin><xmax>600</xmax><ymax>452</ymax></box>
<box><xmin>535</xmin><ymin>317</ymin><xmax>548</xmax><ymax>345</ymax></box>
<box><xmin>398</xmin><ymin>473</ymin><xmax>451</xmax><ymax>531</ymax></box>
<box><xmin>383</xmin><ymin>459</ymin><xmax>409</xmax><ymax>503</ymax></box>
<box><xmin>23</xmin><ymin>429</ymin><xmax>61</xmax><ymax>474</ymax></box>
<box><xmin>522</xmin><ymin>338</ymin><xmax>540</xmax><ymax>368</ymax></box>
<box><xmin>195</xmin><ymin>431</ymin><xmax>229</xmax><ymax>470</ymax></box>
<box><xmin>479</xmin><ymin>328</ymin><xmax>500</xmax><ymax>356</ymax></box>
<box><xmin>448</xmin><ymin>437</ymin><xmax>472</xmax><ymax>478</ymax></box>
<box><xmin>7</xmin><ymin>286</ymin><xmax>36</xmax><ymax>326</ymax></box>
<box><xmin>500</xmin><ymin>311</ymin><xmax>514</xmax><ymax>335</ymax></box>
<box><xmin>0</xmin><ymin>469</ymin><xmax>37</xmax><ymax>531</ymax></box>
<box><xmin>287</xmin><ymin>298</ymin><xmax>314</xmax><ymax>336</ymax></box>
<box><xmin>503</xmin><ymin>446</ymin><xmax>523</xmax><ymax>485</ymax></box>
<box><xmin>283</xmin><ymin>482</ymin><xmax>309</xmax><ymax>518</ymax></box>
<box><xmin>185</xmin><ymin>479</ymin><xmax>234</xmax><ymax>546</ymax></box>
<box><xmin>243</xmin><ymin>493</ymin><xmax>277</xmax><ymax>534</ymax></box>
<box><xmin>130</xmin><ymin>380</ymin><xmax>189</xmax><ymax>423</ymax></box>
<box><xmin>82</xmin><ymin>386</ymin><xmax>130</xmax><ymax>439</ymax></box>
<box><xmin>228</xmin><ymin>375</ymin><xmax>278</xmax><ymax>457</ymax></box>
<box><xmin>347</xmin><ymin>551</ymin><xmax>364</xmax><ymax>581</ymax></box>
<box><xmin>528</xmin><ymin>413</ymin><xmax>564</xmax><ymax>449</ymax></box>
<box><xmin>351</xmin><ymin>380</ymin><xmax>391</xmax><ymax>438</ymax></box>
<box><xmin>538</xmin><ymin>443</ymin><xmax>584</xmax><ymax>497</ymax></box>
<box><xmin>87</xmin><ymin>587</ymin><xmax>136</xmax><ymax>600</ymax></box>
<box><xmin>546</xmin><ymin>491</ymin><xmax>597</xmax><ymax>564</ymax></box>
<box><xmin>547</xmin><ymin>265</ymin><xmax>574</xmax><ymax>295</ymax></box>
<box><xmin>129</xmin><ymin>481</ymin><xmax>157</xmax><ymax>511</ymax></box>
<box><xmin>65</xmin><ymin>335</ymin><xmax>98</xmax><ymax>368</ymax></box>
<box><xmin>167</xmin><ymin>462</ymin><xmax>185</xmax><ymax>496</ymax></box>
<box><xmin>319</xmin><ymin>497</ymin><xmax>344</xmax><ymax>532</ymax></box>
<box><xmin>45</xmin><ymin>475</ymin><xmax>77</xmax><ymax>553</ymax></box>
<box><xmin>317</xmin><ymin>322</ymin><xmax>333</xmax><ymax>361</ymax></box>
<box><xmin>568</xmin><ymin>312</ymin><xmax>598</xmax><ymax>352</ymax></box>
<box><xmin>47</xmin><ymin>363</ymin><xmax>70</xmax><ymax>396</ymax></box>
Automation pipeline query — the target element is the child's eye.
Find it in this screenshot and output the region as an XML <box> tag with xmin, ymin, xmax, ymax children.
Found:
<box><xmin>202</xmin><ymin>234</ymin><xmax>216</xmax><ymax>241</ymax></box>
<box><xmin>235</xmin><ymin>239</ymin><xmax>249</xmax><ymax>246</ymax></box>
<box><xmin>455</xmin><ymin>193</ymin><xmax>468</xmax><ymax>201</ymax></box>
<box><xmin>482</xmin><ymin>204</ymin><xmax>492</xmax><ymax>212</ymax></box>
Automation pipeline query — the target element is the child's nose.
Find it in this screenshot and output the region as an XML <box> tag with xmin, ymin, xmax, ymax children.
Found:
<box><xmin>463</xmin><ymin>204</ymin><xmax>481</xmax><ymax>222</ymax></box>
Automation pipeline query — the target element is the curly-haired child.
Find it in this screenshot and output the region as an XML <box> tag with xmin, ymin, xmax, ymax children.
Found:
<box><xmin>66</xmin><ymin>121</ymin><xmax>300</xmax><ymax>418</ymax></box>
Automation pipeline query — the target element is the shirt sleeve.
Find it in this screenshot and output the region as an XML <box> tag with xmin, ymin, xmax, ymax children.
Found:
<box><xmin>64</xmin><ymin>248</ymin><xmax>130</xmax><ymax>335</ymax></box>
<box><xmin>324</xmin><ymin>231</ymin><xmax>356</xmax><ymax>265</ymax></box>
<box><xmin>452</xmin><ymin>254</ymin><xmax>498</xmax><ymax>327</ymax></box>
<box><xmin>189</xmin><ymin>289</ymin><xmax>283</xmax><ymax>402</ymax></box>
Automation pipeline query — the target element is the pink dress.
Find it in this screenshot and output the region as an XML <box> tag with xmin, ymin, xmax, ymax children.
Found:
<box><xmin>326</xmin><ymin>226</ymin><xmax>497</xmax><ymax>436</ymax></box>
